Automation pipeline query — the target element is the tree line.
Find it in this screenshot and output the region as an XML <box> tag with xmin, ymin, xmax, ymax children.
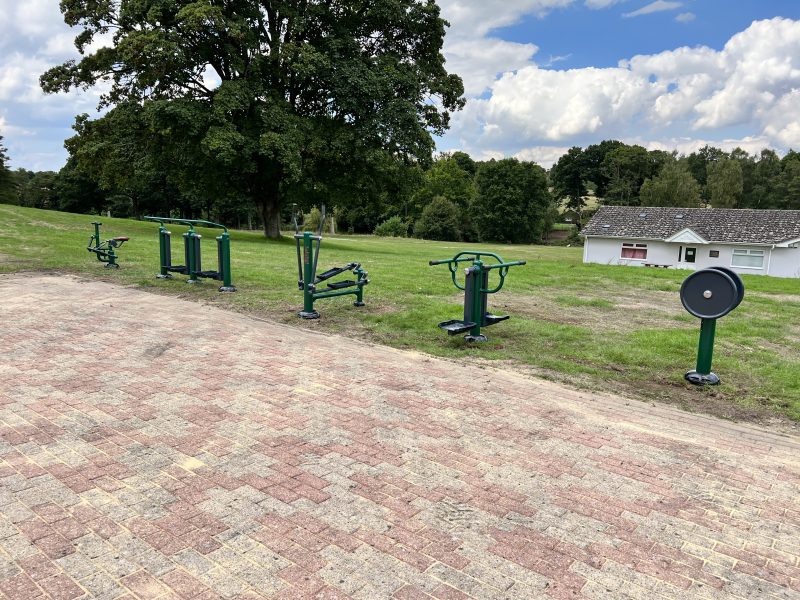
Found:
<box><xmin>550</xmin><ymin>141</ymin><xmax>800</xmax><ymax>228</ymax></box>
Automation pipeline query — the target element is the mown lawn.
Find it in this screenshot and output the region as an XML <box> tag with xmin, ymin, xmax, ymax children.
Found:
<box><xmin>1</xmin><ymin>204</ymin><xmax>798</xmax><ymax>421</ymax></box>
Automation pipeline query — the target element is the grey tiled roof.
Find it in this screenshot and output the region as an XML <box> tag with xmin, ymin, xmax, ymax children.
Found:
<box><xmin>582</xmin><ymin>206</ymin><xmax>800</xmax><ymax>244</ymax></box>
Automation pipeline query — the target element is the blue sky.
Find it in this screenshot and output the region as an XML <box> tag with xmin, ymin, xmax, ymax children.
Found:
<box><xmin>497</xmin><ymin>0</ymin><xmax>800</xmax><ymax>70</ymax></box>
<box><xmin>2</xmin><ymin>0</ymin><xmax>800</xmax><ymax>171</ymax></box>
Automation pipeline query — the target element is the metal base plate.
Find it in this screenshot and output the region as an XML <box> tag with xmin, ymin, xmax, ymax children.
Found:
<box><xmin>156</xmin><ymin>274</ymin><xmax>173</xmax><ymax>279</ymax></box>
<box><xmin>353</xmin><ymin>301</ymin><xmax>365</xmax><ymax>307</ymax></box>
<box><xmin>104</xmin><ymin>263</ymin><xmax>119</xmax><ymax>269</ymax></box>
<box><xmin>299</xmin><ymin>310</ymin><xmax>320</xmax><ymax>320</ymax></box>
<box><xmin>218</xmin><ymin>286</ymin><xmax>237</xmax><ymax>293</ymax></box>
<box><xmin>464</xmin><ymin>334</ymin><xmax>488</xmax><ymax>343</ymax></box>
<box><xmin>684</xmin><ymin>370</ymin><xmax>721</xmax><ymax>386</ymax></box>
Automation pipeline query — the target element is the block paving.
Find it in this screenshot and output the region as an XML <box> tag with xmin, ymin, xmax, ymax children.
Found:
<box><xmin>0</xmin><ymin>274</ymin><xmax>799</xmax><ymax>599</ymax></box>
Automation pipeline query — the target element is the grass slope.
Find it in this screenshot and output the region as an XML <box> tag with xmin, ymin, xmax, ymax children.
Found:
<box><xmin>1</xmin><ymin>204</ymin><xmax>798</xmax><ymax>421</ymax></box>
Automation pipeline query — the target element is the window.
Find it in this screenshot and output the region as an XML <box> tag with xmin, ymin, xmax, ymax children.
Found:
<box><xmin>709</xmin><ymin>250</ymin><xmax>719</xmax><ymax>258</ymax></box>
<box><xmin>731</xmin><ymin>248</ymin><xmax>765</xmax><ymax>269</ymax></box>
<box><xmin>621</xmin><ymin>243</ymin><xmax>647</xmax><ymax>260</ymax></box>
<box><xmin>684</xmin><ymin>248</ymin><xmax>696</xmax><ymax>263</ymax></box>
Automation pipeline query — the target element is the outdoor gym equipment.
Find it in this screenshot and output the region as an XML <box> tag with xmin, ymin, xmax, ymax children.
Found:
<box><xmin>429</xmin><ymin>251</ymin><xmax>526</xmax><ymax>342</ymax></box>
<box><xmin>680</xmin><ymin>266</ymin><xmax>745</xmax><ymax>385</ymax></box>
<box><xmin>144</xmin><ymin>216</ymin><xmax>236</xmax><ymax>292</ymax></box>
<box><xmin>87</xmin><ymin>222</ymin><xmax>128</xmax><ymax>268</ymax></box>
<box><xmin>293</xmin><ymin>204</ymin><xmax>368</xmax><ymax>319</ymax></box>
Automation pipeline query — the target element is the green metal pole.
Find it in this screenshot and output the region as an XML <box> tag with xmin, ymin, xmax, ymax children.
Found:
<box><xmin>217</xmin><ymin>231</ymin><xmax>236</xmax><ymax>292</ymax></box>
<box><xmin>470</xmin><ymin>262</ymin><xmax>483</xmax><ymax>339</ymax></box>
<box><xmin>106</xmin><ymin>244</ymin><xmax>118</xmax><ymax>267</ymax></box>
<box><xmin>157</xmin><ymin>225</ymin><xmax>170</xmax><ymax>277</ymax></box>
<box><xmin>185</xmin><ymin>228</ymin><xmax>198</xmax><ymax>283</ymax></box>
<box><xmin>299</xmin><ymin>232</ymin><xmax>319</xmax><ymax>318</ymax></box>
<box><xmin>695</xmin><ymin>318</ymin><xmax>716</xmax><ymax>375</ymax></box>
<box><xmin>92</xmin><ymin>222</ymin><xmax>101</xmax><ymax>248</ymax></box>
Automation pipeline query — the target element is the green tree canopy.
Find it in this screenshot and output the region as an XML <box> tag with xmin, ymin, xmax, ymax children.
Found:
<box><xmin>639</xmin><ymin>158</ymin><xmax>701</xmax><ymax>208</ymax></box>
<box><xmin>550</xmin><ymin>146</ymin><xmax>588</xmax><ymax>225</ymax></box>
<box><xmin>707</xmin><ymin>159</ymin><xmax>743</xmax><ymax>208</ymax></box>
<box><xmin>412</xmin><ymin>156</ymin><xmax>475</xmax><ymax>211</ymax></box>
<box><xmin>472</xmin><ymin>158</ymin><xmax>552</xmax><ymax>243</ymax></box>
<box><xmin>42</xmin><ymin>0</ymin><xmax>464</xmax><ymax>237</ymax></box>
<box><xmin>601</xmin><ymin>144</ymin><xmax>655</xmax><ymax>205</ymax></box>
<box><xmin>0</xmin><ymin>136</ymin><xmax>14</xmax><ymax>204</ymax></box>
<box><xmin>413</xmin><ymin>195</ymin><xmax>461</xmax><ymax>241</ymax></box>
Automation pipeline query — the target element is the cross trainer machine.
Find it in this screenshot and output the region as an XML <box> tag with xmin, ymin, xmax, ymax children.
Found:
<box><xmin>87</xmin><ymin>221</ymin><xmax>128</xmax><ymax>268</ymax></box>
<box><xmin>293</xmin><ymin>204</ymin><xmax>368</xmax><ymax>319</ymax></box>
<box><xmin>680</xmin><ymin>266</ymin><xmax>744</xmax><ymax>385</ymax></box>
<box><xmin>429</xmin><ymin>251</ymin><xmax>525</xmax><ymax>342</ymax></box>
<box><xmin>144</xmin><ymin>216</ymin><xmax>236</xmax><ymax>292</ymax></box>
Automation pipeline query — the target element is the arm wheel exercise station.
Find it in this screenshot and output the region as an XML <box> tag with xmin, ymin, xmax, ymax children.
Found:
<box><xmin>293</xmin><ymin>204</ymin><xmax>369</xmax><ymax>319</ymax></box>
<box><xmin>144</xmin><ymin>216</ymin><xmax>236</xmax><ymax>292</ymax></box>
<box><xmin>680</xmin><ymin>266</ymin><xmax>745</xmax><ymax>385</ymax></box>
<box><xmin>429</xmin><ymin>251</ymin><xmax>526</xmax><ymax>342</ymax></box>
<box><xmin>87</xmin><ymin>221</ymin><xmax>128</xmax><ymax>268</ymax></box>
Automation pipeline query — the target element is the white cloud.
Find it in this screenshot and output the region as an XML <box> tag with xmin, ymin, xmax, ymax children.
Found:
<box><xmin>444</xmin><ymin>38</ymin><xmax>539</xmax><ymax>96</ymax></box>
<box><xmin>623</xmin><ymin>1</ymin><xmax>683</xmax><ymax>18</ymax></box>
<box><xmin>443</xmin><ymin>17</ymin><xmax>800</xmax><ymax>161</ymax></box>
<box><xmin>675</xmin><ymin>12</ymin><xmax>696</xmax><ymax>23</ymax></box>
<box><xmin>584</xmin><ymin>0</ymin><xmax>630</xmax><ymax>8</ymax></box>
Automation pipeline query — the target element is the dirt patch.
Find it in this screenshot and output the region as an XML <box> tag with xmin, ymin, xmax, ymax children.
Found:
<box><xmin>502</xmin><ymin>289</ymin><xmax>692</xmax><ymax>334</ymax></box>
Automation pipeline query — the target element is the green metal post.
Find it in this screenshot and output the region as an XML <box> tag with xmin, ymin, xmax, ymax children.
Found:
<box><xmin>299</xmin><ymin>232</ymin><xmax>320</xmax><ymax>318</ymax></box>
<box><xmin>469</xmin><ymin>262</ymin><xmax>484</xmax><ymax>339</ymax></box>
<box><xmin>353</xmin><ymin>265</ymin><xmax>366</xmax><ymax>306</ymax></box>
<box><xmin>157</xmin><ymin>225</ymin><xmax>170</xmax><ymax>278</ymax></box>
<box><xmin>185</xmin><ymin>227</ymin><xmax>199</xmax><ymax>283</ymax></box>
<box><xmin>695</xmin><ymin>317</ymin><xmax>716</xmax><ymax>375</ymax></box>
<box><xmin>216</xmin><ymin>231</ymin><xmax>236</xmax><ymax>292</ymax></box>
<box><xmin>92</xmin><ymin>222</ymin><xmax>101</xmax><ymax>249</ymax></box>
<box><xmin>106</xmin><ymin>244</ymin><xmax>118</xmax><ymax>267</ymax></box>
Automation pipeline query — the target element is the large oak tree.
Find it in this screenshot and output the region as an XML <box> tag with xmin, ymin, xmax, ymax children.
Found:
<box><xmin>42</xmin><ymin>0</ymin><xmax>464</xmax><ymax>237</ymax></box>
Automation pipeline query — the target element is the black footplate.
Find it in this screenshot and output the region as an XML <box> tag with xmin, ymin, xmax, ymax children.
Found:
<box><xmin>198</xmin><ymin>270</ymin><xmax>221</xmax><ymax>280</ymax></box>
<box><xmin>327</xmin><ymin>280</ymin><xmax>357</xmax><ymax>290</ymax></box>
<box><xmin>166</xmin><ymin>265</ymin><xmax>188</xmax><ymax>274</ymax></box>
<box><xmin>317</xmin><ymin>263</ymin><xmax>359</xmax><ymax>282</ymax></box>
<box><xmin>483</xmin><ymin>313</ymin><xmax>510</xmax><ymax>326</ymax></box>
<box><xmin>437</xmin><ymin>319</ymin><xmax>477</xmax><ymax>335</ymax></box>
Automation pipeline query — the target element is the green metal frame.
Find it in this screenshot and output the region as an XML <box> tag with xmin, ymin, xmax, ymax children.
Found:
<box><xmin>293</xmin><ymin>205</ymin><xmax>368</xmax><ymax>319</ymax></box>
<box><xmin>87</xmin><ymin>221</ymin><xmax>127</xmax><ymax>268</ymax></box>
<box><xmin>143</xmin><ymin>216</ymin><xmax>235</xmax><ymax>292</ymax></box>
<box><xmin>430</xmin><ymin>251</ymin><xmax>525</xmax><ymax>342</ymax></box>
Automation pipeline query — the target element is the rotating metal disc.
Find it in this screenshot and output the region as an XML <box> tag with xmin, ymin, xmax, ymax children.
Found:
<box><xmin>680</xmin><ymin>269</ymin><xmax>739</xmax><ymax>319</ymax></box>
<box><xmin>706</xmin><ymin>266</ymin><xmax>745</xmax><ymax>309</ymax></box>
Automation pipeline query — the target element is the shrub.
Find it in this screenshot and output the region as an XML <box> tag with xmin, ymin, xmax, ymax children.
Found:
<box><xmin>413</xmin><ymin>196</ymin><xmax>461</xmax><ymax>241</ymax></box>
<box><xmin>373</xmin><ymin>216</ymin><xmax>409</xmax><ymax>237</ymax></box>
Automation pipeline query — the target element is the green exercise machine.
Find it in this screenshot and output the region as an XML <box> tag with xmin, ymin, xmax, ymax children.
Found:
<box><xmin>144</xmin><ymin>216</ymin><xmax>236</xmax><ymax>292</ymax></box>
<box><xmin>87</xmin><ymin>221</ymin><xmax>128</xmax><ymax>268</ymax></box>
<box><xmin>293</xmin><ymin>204</ymin><xmax>368</xmax><ymax>319</ymax></box>
<box><xmin>430</xmin><ymin>251</ymin><xmax>526</xmax><ymax>342</ymax></box>
<box><xmin>680</xmin><ymin>267</ymin><xmax>745</xmax><ymax>385</ymax></box>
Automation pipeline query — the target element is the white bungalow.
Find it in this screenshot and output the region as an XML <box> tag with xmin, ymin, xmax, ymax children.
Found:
<box><xmin>581</xmin><ymin>206</ymin><xmax>800</xmax><ymax>278</ymax></box>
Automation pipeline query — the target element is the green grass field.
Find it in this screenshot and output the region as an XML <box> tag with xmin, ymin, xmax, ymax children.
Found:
<box><xmin>2</xmin><ymin>203</ymin><xmax>799</xmax><ymax>421</ymax></box>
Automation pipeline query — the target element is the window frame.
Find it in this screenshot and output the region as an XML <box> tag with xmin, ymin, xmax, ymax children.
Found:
<box><xmin>730</xmin><ymin>247</ymin><xmax>765</xmax><ymax>270</ymax></box>
<box><xmin>620</xmin><ymin>242</ymin><xmax>648</xmax><ymax>261</ymax></box>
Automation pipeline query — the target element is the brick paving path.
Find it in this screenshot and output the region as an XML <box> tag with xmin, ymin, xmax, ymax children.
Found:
<box><xmin>1</xmin><ymin>274</ymin><xmax>799</xmax><ymax>600</ymax></box>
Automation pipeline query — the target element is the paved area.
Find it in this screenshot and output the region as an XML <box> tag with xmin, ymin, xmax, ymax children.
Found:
<box><xmin>1</xmin><ymin>274</ymin><xmax>799</xmax><ymax>600</ymax></box>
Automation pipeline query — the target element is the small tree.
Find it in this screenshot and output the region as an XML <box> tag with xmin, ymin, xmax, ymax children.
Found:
<box><xmin>374</xmin><ymin>216</ymin><xmax>409</xmax><ymax>237</ymax></box>
<box><xmin>639</xmin><ymin>159</ymin><xmax>702</xmax><ymax>207</ymax></box>
<box><xmin>414</xmin><ymin>196</ymin><xmax>461</xmax><ymax>241</ymax></box>
<box><xmin>472</xmin><ymin>158</ymin><xmax>552</xmax><ymax>243</ymax></box>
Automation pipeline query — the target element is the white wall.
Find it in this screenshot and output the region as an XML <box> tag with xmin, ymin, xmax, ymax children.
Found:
<box><xmin>584</xmin><ymin>237</ymin><xmax>800</xmax><ymax>278</ymax></box>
